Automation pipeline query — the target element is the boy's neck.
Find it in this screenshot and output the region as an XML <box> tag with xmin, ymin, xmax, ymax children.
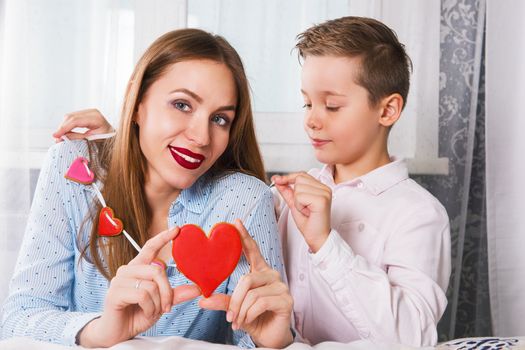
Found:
<box><xmin>333</xmin><ymin>150</ymin><xmax>392</xmax><ymax>184</ymax></box>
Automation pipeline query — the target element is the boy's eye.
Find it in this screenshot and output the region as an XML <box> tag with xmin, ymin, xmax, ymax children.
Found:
<box><xmin>211</xmin><ymin>114</ymin><xmax>230</xmax><ymax>126</ymax></box>
<box><xmin>171</xmin><ymin>100</ymin><xmax>191</xmax><ymax>112</ymax></box>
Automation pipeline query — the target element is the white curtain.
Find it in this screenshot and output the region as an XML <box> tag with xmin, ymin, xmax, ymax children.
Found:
<box><xmin>0</xmin><ymin>0</ymin><xmax>186</xmax><ymax>305</ymax></box>
<box><xmin>486</xmin><ymin>0</ymin><xmax>525</xmax><ymax>337</ymax></box>
<box><xmin>188</xmin><ymin>0</ymin><xmax>445</xmax><ymax>174</ymax></box>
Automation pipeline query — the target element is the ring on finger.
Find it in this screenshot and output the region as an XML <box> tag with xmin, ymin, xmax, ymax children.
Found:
<box><xmin>135</xmin><ymin>279</ymin><xmax>142</xmax><ymax>290</ymax></box>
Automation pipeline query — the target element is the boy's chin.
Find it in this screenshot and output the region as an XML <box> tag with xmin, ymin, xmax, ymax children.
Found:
<box><xmin>314</xmin><ymin>151</ymin><xmax>361</xmax><ymax>167</ymax></box>
<box><xmin>313</xmin><ymin>152</ymin><xmax>338</xmax><ymax>166</ymax></box>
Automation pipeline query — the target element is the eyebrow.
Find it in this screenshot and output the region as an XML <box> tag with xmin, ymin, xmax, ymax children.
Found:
<box><xmin>170</xmin><ymin>88</ymin><xmax>203</xmax><ymax>103</ymax></box>
<box><xmin>170</xmin><ymin>88</ymin><xmax>236</xmax><ymax>112</ymax></box>
<box><xmin>215</xmin><ymin>105</ymin><xmax>236</xmax><ymax>112</ymax></box>
<box><xmin>301</xmin><ymin>89</ymin><xmax>346</xmax><ymax>97</ymax></box>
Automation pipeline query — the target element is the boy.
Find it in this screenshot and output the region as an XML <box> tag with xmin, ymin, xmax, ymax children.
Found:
<box><xmin>271</xmin><ymin>16</ymin><xmax>450</xmax><ymax>346</ymax></box>
<box><xmin>53</xmin><ymin>16</ymin><xmax>450</xmax><ymax>347</ymax></box>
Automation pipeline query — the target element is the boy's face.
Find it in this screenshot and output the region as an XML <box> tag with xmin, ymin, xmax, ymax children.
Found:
<box><xmin>301</xmin><ymin>55</ymin><xmax>385</xmax><ymax>167</ymax></box>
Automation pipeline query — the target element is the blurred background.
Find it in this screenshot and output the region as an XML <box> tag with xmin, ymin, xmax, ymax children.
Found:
<box><xmin>0</xmin><ymin>0</ymin><xmax>523</xmax><ymax>342</ymax></box>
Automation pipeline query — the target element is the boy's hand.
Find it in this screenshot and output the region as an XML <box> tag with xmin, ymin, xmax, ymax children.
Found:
<box><xmin>53</xmin><ymin>108</ymin><xmax>113</xmax><ymax>142</ymax></box>
<box><xmin>272</xmin><ymin>173</ymin><xmax>332</xmax><ymax>252</ymax></box>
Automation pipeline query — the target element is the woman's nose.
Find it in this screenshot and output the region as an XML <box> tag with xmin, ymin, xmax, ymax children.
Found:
<box><xmin>186</xmin><ymin>115</ymin><xmax>211</xmax><ymax>147</ymax></box>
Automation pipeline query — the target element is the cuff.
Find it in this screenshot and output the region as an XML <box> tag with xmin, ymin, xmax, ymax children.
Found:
<box><xmin>309</xmin><ymin>229</ymin><xmax>355</xmax><ymax>285</ymax></box>
<box><xmin>291</xmin><ymin>326</ymin><xmax>310</xmax><ymax>344</ymax></box>
<box><xmin>62</xmin><ymin>312</ymin><xmax>101</xmax><ymax>346</ymax></box>
<box><xmin>236</xmin><ymin>331</ymin><xmax>256</xmax><ymax>348</ymax></box>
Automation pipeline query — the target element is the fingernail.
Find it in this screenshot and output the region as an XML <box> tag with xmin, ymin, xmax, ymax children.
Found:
<box><xmin>226</xmin><ymin>310</ymin><xmax>233</xmax><ymax>322</ymax></box>
<box><xmin>232</xmin><ymin>323</ymin><xmax>237</xmax><ymax>330</ymax></box>
<box><xmin>151</xmin><ymin>259</ymin><xmax>167</xmax><ymax>270</ymax></box>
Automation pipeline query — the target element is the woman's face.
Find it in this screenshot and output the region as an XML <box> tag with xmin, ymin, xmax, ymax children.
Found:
<box><xmin>136</xmin><ymin>59</ymin><xmax>237</xmax><ymax>193</ymax></box>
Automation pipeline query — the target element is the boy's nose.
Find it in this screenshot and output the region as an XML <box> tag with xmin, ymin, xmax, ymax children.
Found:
<box><xmin>305</xmin><ymin>110</ymin><xmax>322</xmax><ymax>130</ymax></box>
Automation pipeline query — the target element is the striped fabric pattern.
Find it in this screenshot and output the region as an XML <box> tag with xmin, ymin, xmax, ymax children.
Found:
<box><xmin>0</xmin><ymin>140</ymin><xmax>285</xmax><ymax>347</ymax></box>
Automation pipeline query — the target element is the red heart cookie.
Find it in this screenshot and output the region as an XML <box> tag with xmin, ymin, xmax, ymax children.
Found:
<box><xmin>172</xmin><ymin>223</ymin><xmax>242</xmax><ymax>298</ymax></box>
<box><xmin>98</xmin><ymin>207</ymin><xmax>124</xmax><ymax>237</ymax></box>
<box><xmin>65</xmin><ymin>157</ymin><xmax>95</xmax><ymax>184</ymax></box>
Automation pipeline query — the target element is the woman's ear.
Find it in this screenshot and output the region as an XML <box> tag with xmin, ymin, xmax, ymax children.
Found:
<box><xmin>378</xmin><ymin>93</ymin><xmax>403</xmax><ymax>127</ymax></box>
<box><xmin>134</xmin><ymin>102</ymin><xmax>145</xmax><ymax>127</ymax></box>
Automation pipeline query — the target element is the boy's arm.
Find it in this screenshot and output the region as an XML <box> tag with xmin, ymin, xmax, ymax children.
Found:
<box><xmin>52</xmin><ymin>108</ymin><xmax>113</xmax><ymax>142</ymax></box>
<box><xmin>273</xmin><ymin>171</ymin><xmax>450</xmax><ymax>346</ymax></box>
<box><xmin>310</xmin><ymin>203</ymin><xmax>451</xmax><ymax>347</ymax></box>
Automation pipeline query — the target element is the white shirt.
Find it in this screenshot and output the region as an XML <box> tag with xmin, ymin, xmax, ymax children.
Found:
<box><xmin>275</xmin><ymin>159</ymin><xmax>451</xmax><ymax>347</ymax></box>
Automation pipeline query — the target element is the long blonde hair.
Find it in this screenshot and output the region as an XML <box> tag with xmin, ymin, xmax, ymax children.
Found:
<box><xmin>82</xmin><ymin>29</ymin><xmax>265</xmax><ymax>279</ymax></box>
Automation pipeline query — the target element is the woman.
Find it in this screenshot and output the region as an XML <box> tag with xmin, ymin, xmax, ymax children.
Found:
<box><xmin>1</xmin><ymin>29</ymin><xmax>292</xmax><ymax>348</ymax></box>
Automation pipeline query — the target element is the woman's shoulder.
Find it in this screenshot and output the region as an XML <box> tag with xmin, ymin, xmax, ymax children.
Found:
<box><xmin>208</xmin><ymin>171</ymin><xmax>271</xmax><ymax>199</ymax></box>
<box><xmin>45</xmin><ymin>139</ymin><xmax>90</xmax><ymax>167</ymax></box>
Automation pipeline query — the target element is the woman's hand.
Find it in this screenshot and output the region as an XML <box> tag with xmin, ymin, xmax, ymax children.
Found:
<box><xmin>53</xmin><ymin>108</ymin><xmax>113</xmax><ymax>142</ymax></box>
<box><xmin>78</xmin><ymin>227</ymin><xmax>201</xmax><ymax>348</ymax></box>
<box><xmin>199</xmin><ymin>219</ymin><xmax>294</xmax><ymax>349</ymax></box>
<box><xmin>272</xmin><ymin>173</ymin><xmax>332</xmax><ymax>253</ymax></box>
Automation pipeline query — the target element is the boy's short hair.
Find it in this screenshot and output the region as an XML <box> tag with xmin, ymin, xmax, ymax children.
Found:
<box><xmin>295</xmin><ymin>16</ymin><xmax>412</xmax><ymax>109</ymax></box>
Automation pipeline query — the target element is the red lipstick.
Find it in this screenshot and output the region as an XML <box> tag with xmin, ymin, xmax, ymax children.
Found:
<box><xmin>169</xmin><ymin>146</ymin><xmax>205</xmax><ymax>170</ymax></box>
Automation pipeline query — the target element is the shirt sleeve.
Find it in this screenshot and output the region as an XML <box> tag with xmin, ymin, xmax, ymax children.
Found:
<box><xmin>0</xmin><ymin>143</ymin><xmax>101</xmax><ymax>346</ymax></box>
<box><xmin>227</xmin><ymin>186</ymin><xmax>287</xmax><ymax>348</ymax></box>
<box><xmin>309</xmin><ymin>201</ymin><xmax>451</xmax><ymax>347</ymax></box>
<box><xmin>271</xmin><ymin>185</ymin><xmax>286</xmax><ymax>219</ymax></box>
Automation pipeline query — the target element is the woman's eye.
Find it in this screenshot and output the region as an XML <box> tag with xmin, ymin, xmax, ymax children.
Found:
<box><xmin>326</xmin><ymin>106</ymin><xmax>340</xmax><ymax>112</ymax></box>
<box><xmin>172</xmin><ymin>101</ymin><xmax>191</xmax><ymax>112</ymax></box>
<box><xmin>302</xmin><ymin>103</ymin><xmax>312</xmax><ymax>110</ymax></box>
<box><xmin>211</xmin><ymin>114</ymin><xmax>229</xmax><ymax>126</ymax></box>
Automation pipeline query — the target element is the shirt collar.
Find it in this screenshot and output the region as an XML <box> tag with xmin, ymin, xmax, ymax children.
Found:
<box><xmin>172</xmin><ymin>175</ymin><xmax>212</xmax><ymax>215</ymax></box>
<box><xmin>317</xmin><ymin>164</ymin><xmax>337</xmax><ymax>186</ymax></box>
<box><xmin>316</xmin><ymin>157</ymin><xmax>409</xmax><ymax>196</ymax></box>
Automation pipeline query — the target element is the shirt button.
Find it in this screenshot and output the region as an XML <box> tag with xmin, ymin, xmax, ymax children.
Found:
<box><xmin>357</xmin><ymin>182</ymin><xmax>364</xmax><ymax>189</ymax></box>
<box><xmin>299</xmin><ymin>273</ymin><xmax>305</xmax><ymax>281</ymax></box>
<box><xmin>358</xmin><ymin>223</ymin><xmax>365</xmax><ymax>232</ymax></box>
<box><xmin>318</xmin><ymin>261</ymin><xmax>327</xmax><ymax>270</ymax></box>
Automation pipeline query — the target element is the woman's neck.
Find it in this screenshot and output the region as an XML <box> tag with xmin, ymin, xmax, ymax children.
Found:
<box><xmin>144</xmin><ymin>176</ymin><xmax>181</xmax><ymax>237</ymax></box>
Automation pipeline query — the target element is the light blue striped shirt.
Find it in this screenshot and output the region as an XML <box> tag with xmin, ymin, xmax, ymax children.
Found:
<box><xmin>0</xmin><ymin>140</ymin><xmax>285</xmax><ymax>347</ymax></box>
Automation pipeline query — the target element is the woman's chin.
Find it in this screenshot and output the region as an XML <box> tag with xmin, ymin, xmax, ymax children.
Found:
<box><xmin>164</xmin><ymin>169</ymin><xmax>207</xmax><ymax>190</ymax></box>
<box><xmin>166</xmin><ymin>177</ymin><xmax>198</xmax><ymax>191</ymax></box>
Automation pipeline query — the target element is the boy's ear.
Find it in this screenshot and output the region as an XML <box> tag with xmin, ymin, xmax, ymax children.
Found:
<box><xmin>378</xmin><ymin>93</ymin><xmax>403</xmax><ymax>127</ymax></box>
